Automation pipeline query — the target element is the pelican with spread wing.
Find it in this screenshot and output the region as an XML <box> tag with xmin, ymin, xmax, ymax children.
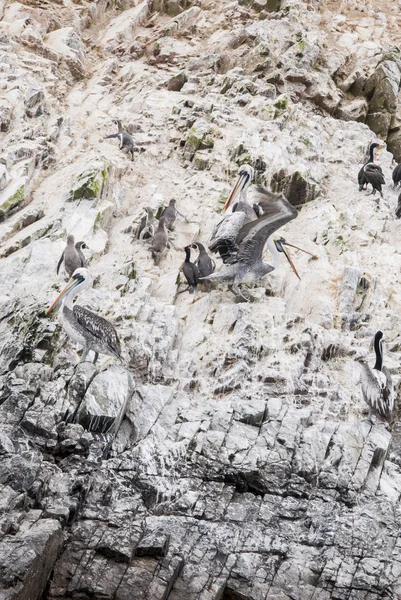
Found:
<box><xmin>202</xmin><ymin>190</ymin><xmax>316</xmax><ymax>299</ymax></box>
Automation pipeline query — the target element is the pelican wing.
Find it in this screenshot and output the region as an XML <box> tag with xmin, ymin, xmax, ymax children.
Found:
<box><xmin>360</xmin><ymin>363</ymin><xmax>393</xmax><ymax>419</ymax></box>
<box><xmin>248</xmin><ymin>186</ymin><xmax>281</xmax><ymax>210</ymax></box>
<box><xmin>236</xmin><ymin>193</ymin><xmax>298</xmax><ymax>263</ymax></box>
<box><xmin>73</xmin><ymin>305</ymin><xmax>121</xmax><ymax>357</ymax></box>
<box><xmin>380</xmin><ymin>366</ymin><xmax>394</xmax><ymax>418</ymax></box>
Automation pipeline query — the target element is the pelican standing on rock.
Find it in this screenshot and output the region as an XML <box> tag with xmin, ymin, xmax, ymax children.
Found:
<box><xmin>46</xmin><ymin>268</ymin><xmax>121</xmax><ymax>363</ymax></box>
<box><xmin>57</xmin><ymin>235</ymin><xmax>88</xmax><ymax>278</ymax></box>
<box><xmin>202</xmin><ymin>191</ymin><xmax>317</xmax><ymax>299</ymax></box>
<box><xmin>360</xmin><ymin>331</ymin><xmax>394</xmax><ymax>421</ymax></box>
<box><xmin>358</xmin><ymin>142</ymin><xmax>385</xmax><ymax>197</ymax></box>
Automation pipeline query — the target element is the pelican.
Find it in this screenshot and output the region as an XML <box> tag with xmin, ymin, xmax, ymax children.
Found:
<box><xmin>57</xmin><ymin>235</ymin><xmax>88</xmax><ymax>278</ymax></box>
<box><xmin>393</xmin><ymin>163</ymin><xmax>401</xmax><ymax>188</ymax></box>
<box><xmin>360</xmin><ymin>331</ymin><xmax>393</xmax><ymax>420</ymax></box>
<box><xmin>358</xmin><ymin>142</ymin><xmax>385</xmax><ymax>197</ymax></box>
<box><xmin>209</xmin><ymin>165</ymin><xmax>260</xmax><ymax>263</ymax></box>
<box><xmin>104</xmin><ymin>119</ymin><xmax>134</xmax><ymax>161</ymax></box>
<box><xmin>46</xmin><ymin>268</ymin><xmax>121</xmax><ymax>363</ymax></box>
<box><xmin>182</xmin><ymin>246</ymin><xmax>200</xmax><ymax>293</ymax></box>
<box><xmin>202</xmin><ymin>192</ymin><xmax>317</xmax><ymax>299</ymax></box>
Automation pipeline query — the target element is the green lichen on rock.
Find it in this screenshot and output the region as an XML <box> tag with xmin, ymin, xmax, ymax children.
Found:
<box><xmin>274</xmin><ymin>94</ymin><xmax>289</xmax><ymax>113</ymax></box>
<box><xmin>295</xmin><ymin>31</ymin><xmax>306</xmax><ymax>52</ymax></box>
<box><xmin>68</xmin><ymin>162</ymin><xmax>110</xmax><ymax>202</ymax></box>
<box><xmin>0</xmin><ymin>184</ymin><xmax>25</xmax><ymax>220</ymax></box>
<box><xmin>271</xmin><ymin>168</ymin><xmax>318</xmax><ymax>206</ymax></box>
<box><xmin>184</xmin><ymin>120</ymin><xmax>214</xmax><ymax>160</ymax></box>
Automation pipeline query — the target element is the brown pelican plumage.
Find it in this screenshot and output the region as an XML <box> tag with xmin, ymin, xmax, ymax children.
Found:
<box><xmin>190</xmin><ymin>242</ymin><xmax>215</xmax><ymax>277</ymax></box>
<box><xmin>209</xmin><ymin>165</ymin><xmax>259</xmax><ymax>263</ymax></box>
<box><xmin>46</xmin><ymin>268</ymin><xmax>121</xmax><ymax>363</ymax></box>
<box><xmin>151</xmin><ymin>216</ymin><xmax>169</xmax><ymax>265</ymax></box>
<box><xmin>104</xmin><ymin>119</ymin><xmax>134</xmax><ymax>161</ymax></box>
<box><xmin>57</xmin><ymin>235</ymin><xmax>88</xmax><ymax>278</ymax></box>
<box><xmin>359</xmin><ymin>331</ymin><xmax>393</xmax><ymax>420</ymax></box>
<box><xmin>202</xmin><ymin>192</ymin><xmax>317</xmax><ymax>299</ymax></box>
<box><xmin>182</xmin><ymin>246</ymin><xmax>200</xmax><ymax>293</ymax></box>
<box><xmin>358</xmin><ymin>143</ymin><xmax>385</xmax><ymax>197</ymax></box>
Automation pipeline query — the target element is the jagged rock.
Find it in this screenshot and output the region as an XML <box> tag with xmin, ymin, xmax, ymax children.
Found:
<box><xmin>67</xmin><ymin>160</ymin><xmax>110</xmax><ymax>202</ymax></box>
<box><xmin>181</xmin><ymin>119</ymin><xmax>214</xmax><ymax>161</ymax></box>
<box><xmin>75</xmin><ymin>365</ymin><xmax>133</xmax><ymax>434</ymax></box>
<box><xmin>364</xmin><ymin>59</ymin><xmax>401</xmax><ymax>138</ymax></box>
<box><xmin>44</xmin><ymin>27</ymin><xmax>85</xmax><ymax>79</ymax></box>
<box><xmin>335</xmin><ymin>98</ymin><xmax>369</xmax><ymax>122</ymax></box>
<box><xmin>0</xmin><ymin>180</ymin><xmax>26</xmax><ymax>221</ymax></box>
<box><xmin>0</xmin><ymin>164</ymin><xmax>10</xmax><ymax>191</ymax></box>
<box><xmin>24</xmin><ymin>85</ymin><xmax>45</xmax><ymax>118</ymax></box>
<box><xmin>167</xmin><ymin>71</ymin><xmax>188</xmax><ymax>92</ymax></box>
<box><xmin>271</xmin><ymin>167</ymin><xmax>319</xmax><ymax>205</ymax></box>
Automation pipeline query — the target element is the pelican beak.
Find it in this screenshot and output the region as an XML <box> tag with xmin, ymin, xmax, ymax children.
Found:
<box><xmin>224</xmin><ymin>172</ymin><xmax>248</xmax><ymax>211</ymax></box>
<box><xmin>281</xmin><ymin>245</ymin><xmax>301</xmax><ymax>280</ymax></box>
<box><xmin>280</xmin><ymin>241</ymin><xmax>318</xmax><ymax>259</ymax></box>
<box><xmin>45</xmin><ymin>277</ymin><xmax>79</xmax><ymax>315</ymax></box>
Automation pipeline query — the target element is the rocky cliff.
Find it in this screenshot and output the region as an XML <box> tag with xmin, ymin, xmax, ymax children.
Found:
<box><xmin>1</xmin><ymin>0</ymin><xmax>401</xmax><ymax>598</ymax></box>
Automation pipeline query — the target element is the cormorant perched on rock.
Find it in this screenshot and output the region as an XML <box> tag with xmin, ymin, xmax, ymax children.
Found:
<box><xmin>151</xmin><ymin>216</ymin><xmax>169</xmax><ymax>265</ymax></box>
<box><xmin>57</xmin><ymin>235</ymin><xmax>88</xmax><ymax>278</ymax></box>
<box><xmin>392</xmin><ymin>163</ymin><xmax>401</xmax><ymax>187</ymax></box>
<box><xmin>183</xmin><ymin>246</ymin><xmax>200</xmax><ymax>293</ymax></box>
<box><xmin>46</xmin><ymin>268</ymin><xmax>121</xmax><ymax>364</ymax></box>
<box><xmin>359</xmin><ymin>331</ymin><xmax>394</xmax><ymax>421</ymax></box>
<box><xmin>190</xmin><ymin>242</ymin><xmax>215</xmax><ymax>277</ymax></box>
<box><xmin>396</xmin><ymin>193</ymin><xmax>401</xmax><ymax>219</ymax></box>
<box><xmin>136</xmin><ymin>207</ymin><xmax>156</xmax><ymax>240</ymax></box>
<box><xmin>104</xmin><ymin>119</ymin><xmax>134</xmax><ymax>161</ymax></box>
<box><xmin>358</xmin><ymin>142</ymin><xmax>385</xmax><ymax>197</ymax></box>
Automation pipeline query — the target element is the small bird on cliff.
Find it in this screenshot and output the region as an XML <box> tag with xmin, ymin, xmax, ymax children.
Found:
<box><xmin>104</xmin><ymin>119</ymin><xmax>135</xmax><ymax>161</ymax></box>
<box><xmin>392</xmin><ymin>163</ymin><xmax>401</xmax><ymax>187</ymax></box>
<box><xmin>57</xmin><ymin>235</ymin><xmax>88</xmax><ymax>278</ymax></box>
<box><xmin>136</xmin><ymin>207</ymin><xmax>157</xmax><ymax>240</ymax></box>
<box><xmin>202</xmin><ymin>190</ymin><xmax>317</xmax><ymax>300</ymax></box>
<box><xmin>46</xmin><ymin>268</ymin><xmax>121</xmax><ymax>364</ymax></box>
<box><xmin>359</xmin><ymin>331</ymin><xmax>394</xmax><ymax>421</ymax></box>
<box><xmin>182</xmin><ymin>246</ymin><xmax>200</xmax><ymax>294</ymax></box>
<box><xmin>358</xmin><ymin>142</ymin><xmax>385</xmax><ymax>197</ymax></box>
<box><xmin>190</xmin><ymin>242</ymin><xmax>215</xmax><ymax>278</ymax></box>
<box><xmin>151</xmin><ymin>216</ymin><xmax>170</xmax><ymax>265</ymax></box>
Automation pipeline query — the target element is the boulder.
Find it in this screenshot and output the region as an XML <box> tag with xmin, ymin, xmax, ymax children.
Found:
<box><xmin>44</xmin><ymin>28</ymin><xmax>85</xmax><ymax>79</ymax></box>
<box><xmin>68</xmin><ymin>160</ymin><xmax>110</xmax><ymax>202</ymax></box>
<box><xmin>271</xmin><ymin>167</ymin><xmax>319</xmax><ymax>205</ymax></box>
<box><xmin>335</xmin><ymin>98</ymin><xmax>369</xmax><ymax>122</ymax></box>
<box><xmin>364</xmin><ymin>59</ymin><xmax>401</xmax><ymax>138</ymax></box>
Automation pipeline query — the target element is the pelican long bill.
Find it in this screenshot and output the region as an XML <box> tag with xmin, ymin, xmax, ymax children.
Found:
<box><xmin>224</xmin><ymin>171</ymin><xmax>248</xmax><ymax>211</ymax></box>
<box><xmin>281</xmin><ymin>241</ymin><xmax>318</xmax><ymax>259</ymax></box>
<box><xmin>280</xmin><ymin>245</ymin><xmax>301</xmax><ymax>280</ymax></box>
<box><xmin>45</xmin><ymin>276</ymin><xmax>80</xmax><ymax>315</ymax></box>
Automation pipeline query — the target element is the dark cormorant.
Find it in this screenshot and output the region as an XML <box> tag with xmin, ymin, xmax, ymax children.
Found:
<box><xmin>190</xmin><ymin>242</ymin><xmax>215</xmax><ymax>277</ymax></box>
<box><xmin>392</xmin><ymin>163</ymin><xmax>401</xmax><ymax>187</ymax></box>
<box><xmin>359</xmin><ymin>331</ymin><xmax>393</xmax><ymax>420</ymax></box>
<box><xmin>358</xmin><ymin>142</ymin><xmax>385</xmax><ymax>197</ymax></box>
<box><xmin>182</xmin><ymin>246</ymin><xmax>200</xmax><ymax>293</ymax></box>
<box><xmin>396</xmin><ymin>192</ymin><xmax>401</xmax><ymax>219</ymax></box>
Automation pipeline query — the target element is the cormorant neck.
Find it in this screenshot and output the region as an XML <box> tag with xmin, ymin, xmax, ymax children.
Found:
<box><xmin>368</xmin><ymin>145</ymin><xmax>375</xmax><ymax>163</ymax></box>
<box><xmin>184</xmin><ymin>247</ymin><xmax>191</xmax><ymax>262</ymax></box>
<box><xmin>373</xmin><ymin>335</ymin><xmax>383</xmax><ymax>371</ymax></box>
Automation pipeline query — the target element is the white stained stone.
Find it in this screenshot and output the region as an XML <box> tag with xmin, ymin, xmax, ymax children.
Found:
<box><xmin>337</xmin><ymin>32</ymin><xmax>359</xmax><ymax>47</ymax></box>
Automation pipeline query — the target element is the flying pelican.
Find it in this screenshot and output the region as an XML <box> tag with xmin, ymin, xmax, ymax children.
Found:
<box><xmin>182</xmin><ymin>246</ymin><xmax>200</xmax><ymax>293</ymax></box>
<box><xmin>202</xmin><ymin>192</ymin><xmax>317</xmax><ymax>299</ymax></box>
<box><xmin>209</xmin><ymin>165</ymin><xmax>260</xmax><ymax>263</ymax></box>
<box><xmin>359</xmin><ymin>331</ymin><xmax>393</xmax><ymax>420</ymax></box>
<box><xmin>104</xmin><ymin>119</ymin><xmax>134</xmax><ymax>161</ymax></box>
<box><xmin>358</xmin><ymin>142</ymin><xmax>385</xmax><ymax>197</ymax></box>
<box><xmin>392</xmin><ymin>163</ymin><xmax>401</xmax><ymax>188</ymax></box>
<box><xmin>46</xmin><ymin>268</ymin><xmax>121</xmax><ymax>363</ymax></box>
<box><xmin>190</xmin><ymin>242</ymin><xmax>215</xmax><ymax>278</ymax></box>
<box><xmin>57</xmin><ymin>235</ymin><xmax>88</xmax><ymax>278</ymax></box>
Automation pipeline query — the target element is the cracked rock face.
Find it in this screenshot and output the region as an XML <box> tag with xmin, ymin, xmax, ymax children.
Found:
<box><xmin>1</xmin><ymin>0</ymin><xmax>401</xmax><ymax>599</ymax></box>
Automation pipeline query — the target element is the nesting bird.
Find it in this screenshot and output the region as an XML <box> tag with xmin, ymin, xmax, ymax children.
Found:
<box><xmin>203</xmin><ymin>189</ymin><xmax>317</xmax><ymax>299</ymax></box>
<box><xmin>46</xmin><ymin>268</ymin><xmax>121</xmax><ymax>364</ymax></box>
<box><xmin>358</xmin><ymin>142</ymin><xmax>385</xmax><ymax>197</ymax></box>
<box><xmin>57</xmin><ymin>235</ymin><xmax>88</xmax><ymax>278</ymax></box>
<box><xmin>359</xmin><ymin>331</ymin><xmax>394</xmax><ymax>421</ymax></box>
<box><xmin>104</xmin><ymin>119</ymin><xmax>135</xmax><ymax>161</ymax></box>
<box><xmin>182</xmin><ymin>246</ymin><xmax>200</xmax><ymax>293</ymax></box>
<box><xmin>151</xmin><ymin>216</ymin><xmax>170</xmax><ymax>265</ymax></box>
